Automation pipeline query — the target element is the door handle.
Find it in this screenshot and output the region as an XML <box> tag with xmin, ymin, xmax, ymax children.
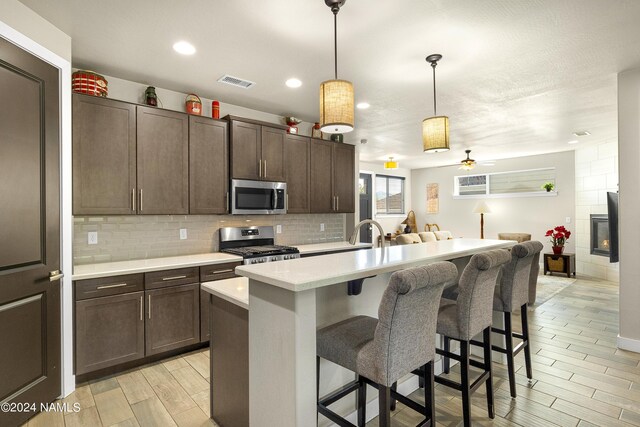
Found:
<box><xmin>49</xmin><ymin>270</ymin><xmax>64</xmax><ymax>282</ymax></box>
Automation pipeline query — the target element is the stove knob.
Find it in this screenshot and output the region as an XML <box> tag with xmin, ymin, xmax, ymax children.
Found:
<box><xmin>260</xmin><ymin>258</ymin><xmax>266</xmax><ymax>263</ymax></box>
<box><xmin>272</xmin><ymin>256</ymin><xmax>278</xmax><ymax>261</ymax></box>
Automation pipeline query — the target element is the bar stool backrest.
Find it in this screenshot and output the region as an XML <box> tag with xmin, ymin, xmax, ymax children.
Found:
<box><xmin>362</xmin><ymin>261</ymin><xmax>457</xmax><ymax>386</ymax></box>
<box><xmin>455</xmin><ymin>249</ymin><xmax>512</xmax><ymax>340</ymax></box>
<box><xmin>499</xmin><ymin>241</ymin><xmax>544</xmax><ymax>311</ymax></box>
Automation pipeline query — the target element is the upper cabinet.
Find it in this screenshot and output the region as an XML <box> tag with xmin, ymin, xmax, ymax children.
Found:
<box><xmin>137</xmin><ymin>106</ymin><xmax>189</xmax><ymax>214</ymax></box>
<box><xmin>284</xmin><ymin>134</ymin><xmax>310</xmax><ymax>213</ymax></box>
<box><xmin>310</xmin><ymin>139</ymin><xmax>355</xmax><ymax>213</ymax></box>
<box><xmin>189</xmin><ymin>116</ymin><xmax>229</xmax><ymax>214</ymax></box>
<box><xmin>228</xmin><ymin>116</ymin><xmax>287</xmax><ymax>182</ymax></box>
<box><xmin>72</xmin><ymin>95</ymin><xmax>136</xmax><ymax>215</ymax></box>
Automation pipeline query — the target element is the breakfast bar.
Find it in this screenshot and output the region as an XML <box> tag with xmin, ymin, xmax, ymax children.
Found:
<box><xmin>235</xmin><ymin>238</ymin><xmax>515</xmax><ymax>426</ymax></box>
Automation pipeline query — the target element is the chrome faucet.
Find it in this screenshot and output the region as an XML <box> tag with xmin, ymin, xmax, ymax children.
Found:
<box><xmin>349</xmin><ymin>219</ymin><xmax>385</xmax><ymax>249</ymax></box>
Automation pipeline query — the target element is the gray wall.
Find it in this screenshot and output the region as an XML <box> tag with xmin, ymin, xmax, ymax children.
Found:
<box><xmin>618</xmin><ymin>68</ymin><xmax>640</xmax><ymax>349</ymax></box>
<box><xmin>411</xmin><ymin>151</ymin><xmax>576</xmax><ymax>254</ymax></box>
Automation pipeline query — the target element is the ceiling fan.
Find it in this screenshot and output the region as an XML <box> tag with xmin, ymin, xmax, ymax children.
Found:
<box><xmin>459</xmin><ymin>149</ymin><xmax>476</xmax><ymax>170</ymax></box>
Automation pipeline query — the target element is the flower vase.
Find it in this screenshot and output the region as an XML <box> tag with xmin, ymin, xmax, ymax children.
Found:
<box><xmin>552</xmin><ymin>245</ymin><xmax>564</xmax><ymax>255</ymax></box>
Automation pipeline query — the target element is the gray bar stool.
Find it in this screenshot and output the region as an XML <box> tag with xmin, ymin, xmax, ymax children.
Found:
<box><xmin>472</xmin><ymin>240</ymin><xmax>543</xmax><ymax>398</ymax></box>
<box><xmin>316</xmin><ymin>261</ymin><xmax>458</xmax><ymax>427</ymax></box>
<box><xmin>434</xmin><ymin>249</ymin><xmax>511</xmax><ymax>427</ymax></box>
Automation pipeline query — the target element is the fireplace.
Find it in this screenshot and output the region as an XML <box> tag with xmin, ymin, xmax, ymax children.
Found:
<box><xmin>590</xmin><ymin>214</ymin><xmax>610</xmax><ymax>257</ymax></box>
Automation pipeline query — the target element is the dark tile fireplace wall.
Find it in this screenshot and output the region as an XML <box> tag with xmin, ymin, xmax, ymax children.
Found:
<box><xmin>590</xmin><ymin>214</ymin><xmax>610</xmax><ymax>257</ymax></box>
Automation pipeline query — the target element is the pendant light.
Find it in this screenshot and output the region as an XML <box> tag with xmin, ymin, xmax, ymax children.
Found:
<box><xmin>319</xmin><ymin>0</ymin><xmax>354</xmax><ymax>134</ymax></box>
<box><xmin>459</xmin><ymin>149</ymin><xmax>476</xmax><ymax>170</ymax></box>
<box><xmin>384</xmin><ymin>157</ymin><xmax>398</xmax><ymax>170</ymax></box>
<box><xmin>423</xmin><ymin>54</ymin><xmax>450</xmax><ymax>153</ymax></box>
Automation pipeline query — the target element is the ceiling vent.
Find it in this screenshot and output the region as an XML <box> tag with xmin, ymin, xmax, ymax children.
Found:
<box><xmin>573</xmin><ymin>130</ymin><xmax>591</xmax><ymax>137</ymax></box>
<box><xmin>217</xmin><ymin>74</ymin><xmax>255</xmax><ymax>89</ymax></box>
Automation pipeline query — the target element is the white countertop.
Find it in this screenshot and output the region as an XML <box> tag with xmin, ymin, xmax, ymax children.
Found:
<box><xmin>296</xmin><ymin>241</ymin><xmax>372</xmax><ymax>255</ymax></box>
<box><xmin>201</xmin><ymin>277</ymin><xmax>249</xmax><ymax>310</ymax></box>
<box><xmin>236</xmin><ymin>238</ymin><xmax>516</xmax><ymax>292</ymax></box>
<box><xmin>73</xmin><ymin>253</ymin><xmax>242</xmax><ymax>280</ymax></box>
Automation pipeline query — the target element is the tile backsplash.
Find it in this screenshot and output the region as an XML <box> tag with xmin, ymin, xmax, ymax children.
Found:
<box><xmin>73</xmin><ymin>214</ymin><xmax>345</xmax><ymax>265</ymax></box>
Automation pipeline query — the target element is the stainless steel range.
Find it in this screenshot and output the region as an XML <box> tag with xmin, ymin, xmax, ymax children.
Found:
<box><xmin>219</xmin><ymin>226</ymin><xmax>300</xmax><ymax>265</ymax></box>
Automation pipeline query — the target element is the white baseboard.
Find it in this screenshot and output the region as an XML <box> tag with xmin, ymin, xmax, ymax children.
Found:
<box><xmin>617</xmin><ymin>335</ymin><xmax>640</xmax><ymax>353</ymax></box>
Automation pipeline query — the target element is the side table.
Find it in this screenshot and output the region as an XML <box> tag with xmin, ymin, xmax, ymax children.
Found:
<box><xmin>543</xmin><ymin>252</ymin><xmax>576</xmax><ymax>278</ymax></box>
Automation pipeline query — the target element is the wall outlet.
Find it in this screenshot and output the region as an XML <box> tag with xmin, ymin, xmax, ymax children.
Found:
<box><xmin>276</xmin><ymin>225</ymin><xmax>282</xmax><ymax>234</ymax></box>
<box><xmin>180</xmin><ymin>228</ymin><xmax>188</xmax><ymax>240</ymax></box>
<box><xmin>320</xmin><ymin>223</ymin><xmax>325</xmax><ymax>231</ymax></box>
<box><xmin>88</xmin><ymin>232</ymin><xmax>98</xmax><ymax>245</ymax></box>
<box><xmin>565</xmin><ymin>217</ymin><xmax>571</xmax><ymax>224</ymax></box>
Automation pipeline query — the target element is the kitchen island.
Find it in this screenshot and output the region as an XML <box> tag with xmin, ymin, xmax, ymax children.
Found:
<box><xmin>235</xmin><ymin>238</ymin><xmax>515</xmax><ymax>426</ymax></box>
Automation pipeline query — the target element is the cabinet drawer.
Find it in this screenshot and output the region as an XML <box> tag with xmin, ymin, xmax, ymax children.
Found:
<box><xmin>200</xmin><ymin>261</ymin><xmax>242</xmax><ymax>282</ymax></box>
<box><xmin>145</xmin><ymin>267</ymin><xmax>199</xmax><ymax>290</ymax></box>
<box><xmin>75</xmin><ymin>274</ymin><xmax>144</xmax><ymax>301</ymax></box>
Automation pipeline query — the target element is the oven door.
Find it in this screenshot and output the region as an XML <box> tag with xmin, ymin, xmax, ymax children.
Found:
<box><xmin>231</xmin><ymin>179</ymin><xmax>287</xmax><ymax>214</ymax></box>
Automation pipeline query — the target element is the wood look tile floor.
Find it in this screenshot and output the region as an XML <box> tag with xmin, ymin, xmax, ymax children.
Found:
<box><xmin>23</xmin><ymin>276</ymin><xmax>639</xmax><ymax>426</ymax></box>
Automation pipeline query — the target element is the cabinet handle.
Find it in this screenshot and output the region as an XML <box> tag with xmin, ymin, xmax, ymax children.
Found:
<box><xmin>97</xmin><ymin>283</ymin><xmax>128</xmax><ymax>290</ymax></box>
<box><xmin>140</xmin><ymin>296</ymin><xmax>143</xmax><ymax>321</ymax></box>
<box><xmin>139</xmin><ymin>189</ymin><xmax>143</xmax><ymax>212</ymax></box>
<box><xmin>286</xmin><ymin>194</ymin><xmax>289</xmax><ymax>212</ymax></box>
<box><xmin>332</xmin><ymin>196</ymin><xmax>335</xmax><ymax>211</ymax></box>
<box><xmin>162</xmin><ymin>275</ymin><xmax>187</xmax><ymax>281</ymax></box>
<box><xmin>336</xmin><ymin>196</ymin><xmax>339</xmax><ymax>211</ymax></box>
<box><xmin>264</xmin><ymin>160</ymin><xmax>267</xmax><ymax>178</ymax></box>
<box><xmin>259</xmin><ymin>159</ymin><xmax>262</xmax><ymax>178</ymax></box>
<box><xmin>148</xmin><ymin>294</ymin><xmax>151</xmax><ymax>319</ymax></box>
<box><xmin>132</xmin><ymin>188</ymin><xmax>136</xmax><ymax>212</ymax></box>
<box><xmin>226</xmin><ymin>192</ymin><xmax>229</xmax><ymax>212</ymax></box>
<box><xmin>211</xmin><ymin>269</ymin><xmax>233</xmax><ymax>274</ymax></box>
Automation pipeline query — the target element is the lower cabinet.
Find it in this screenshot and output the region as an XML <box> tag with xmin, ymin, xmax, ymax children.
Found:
<box><xmin>200</xmin><ymin>290</ymin><xmax>210</xmax><ymax>343</ymax></box>
<box><xmin>75</xmin><ymin>291</ymin><xmax>145</xmax><ymax>375</ymax></box>
<box><xmin>145</xmin><ymin>283</ymin><xmax>200</xmax><ymax>356</ymax></box>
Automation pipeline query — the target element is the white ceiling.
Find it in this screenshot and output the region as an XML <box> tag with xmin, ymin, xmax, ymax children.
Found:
<box><xmin>20</xmin><ymin>0</ymin><xmax>640</xmax><ymax>169</ymax></box>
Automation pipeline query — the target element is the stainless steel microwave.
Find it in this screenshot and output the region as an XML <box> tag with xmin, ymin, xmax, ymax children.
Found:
<box><xmin>230</xmin><ymin>179</ymin><xmax>287</xmax><ymax>215</ymax></box>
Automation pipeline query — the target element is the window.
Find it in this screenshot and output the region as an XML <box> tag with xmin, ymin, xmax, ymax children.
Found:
<box><xmin>454</xmin><ymin>167</ymin><xmax>556</xmax><ymax>198</ymax></box>
<box><xmin>376</xmin><ymin>175</ymin><xmax>405</xmax><ymax>214</ymax></box>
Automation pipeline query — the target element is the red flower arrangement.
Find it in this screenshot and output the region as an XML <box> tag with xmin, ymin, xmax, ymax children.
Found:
<box><xmin>545</xmin><ymin>225</ymin><xmax>571</xmax><ymax>253</ymax></box>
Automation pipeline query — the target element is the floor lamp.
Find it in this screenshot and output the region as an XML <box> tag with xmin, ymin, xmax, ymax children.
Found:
<box><xmin>473</xmin><ymin>201</ymin><xmax>491</xmax><ymax>239</ymax></box>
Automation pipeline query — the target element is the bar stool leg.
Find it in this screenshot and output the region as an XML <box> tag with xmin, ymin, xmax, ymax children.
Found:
<box><xmin>379</xmin><ymin>386</ymin><xmax>391</xmax><ymax>427</ymax></box>
<box><xmin>483</xmin><ymin>327</ymin><xmax>495</xmax><ymax>419</ymax></box>
<box><xmin>316</xmin><ymin>356</ymin><xmax>320</xmax><ymax>423</ymax></box>
<box><xmin>460</xmin><ymin>341</ymin><xmax>471</xmax><ymax>427</ymax></box>
<box><xmin>521</xmin><ymin>304</ymin><xmax>533</xmax><ymax>380</ymax></box>
<box><xmin>443</xmin><ymin>336</ymin><xmax>451</xmax><ymax>374</ymax></box>
<box><xmin>504</xmin><ymin>312</ymin><xmax>517</xmax><ymax>398</ymax></box>
<box><xmin>390</xmin><ymin>382</ymin><xmax>397</xmax><ymax>411</ymax></box>
<box><xmin>423</xmin><ymin>361</ymin><xmax>436</xmax><ymax>425</ymax></box>
<box><xmin>357</xmin><ymin>375</ymin><xmax>366</xmax><ymax>427</ymax></box>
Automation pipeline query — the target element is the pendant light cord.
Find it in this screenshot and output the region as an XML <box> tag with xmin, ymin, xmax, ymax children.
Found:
<box><xmin>432</xmin><ymin>62</ymin><xmax>437</xmax><ymax>116</ymax></box>
<box><xmin>333</xmin><ymin>11</ymin><xmax>338</xmax><ymax>80</ymax></box>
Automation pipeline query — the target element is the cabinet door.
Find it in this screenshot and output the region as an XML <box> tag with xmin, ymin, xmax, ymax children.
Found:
<box><xmin>261</xmin><ymin>127</ymin><xmax>286</xmax><ymax>182</ymax></box>
<box><xmin>333</xmin><ymin>143</ymin><xmax>355</xmax><ymax>213</ymax></box>
<box><xmin>189</xmin><ymin>117</ymin><xmax>229</xmax><ymax>214</ymax></box>
<box><xmin>284</xmin><ymin>134</ymin><xmax>310</xmax><ymax>213</ymax></box>
<box><xmin>230</xmin><ymin>121</ymin><xmax>261</xmax><ymax>180</ymax></box>
<box><xmin>146</xmin><ymin>284</ymin><xmax>199</xmax><ymax>356</ymax></box>
<box><xmin>137</xmin><ymin>106</ymin><xmax>189</xmax><ymax>214</ymax></box>
<box><xmin>310</xmin><ymin>139</ymin><xmax>335</xmax><ymax>213</ymax></box>
<box><xmin>75</xmin><ymin>292</ymin><xmax>144</xmax><ymax>375</ymax></box>
<box><xmin>72</xmin><ymin>94</ymin><xmax>136</xmax><ymax>215</ymax></box>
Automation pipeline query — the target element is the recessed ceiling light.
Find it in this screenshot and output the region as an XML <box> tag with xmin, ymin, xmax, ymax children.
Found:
<box><xmin>568</xmin><ymin>140</ymin><xmax>579</xmax><ymax>144</ymax></box>
<box><xmin>573</xmin><ymin>131</ymin><xmax>591</xmax><ymax>137</ymax></box>
<box><xmin>173</xmin><ymin>41</ymin><xmax>196</xmax><ymax>55</ymax></box>
<box><xmin>356</xmin><ymin>102</ymin><xmax>370</xmax><ymax>109</ymax></box>
<box><xmin>285</xmin><ymin>78</ymin><xmax>302</xmax><ymax>88</ymax></box>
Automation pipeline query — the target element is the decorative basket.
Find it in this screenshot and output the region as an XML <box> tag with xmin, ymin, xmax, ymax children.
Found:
<box><xmin>72</xmin><ymin>70</ymin><xmax>108</xmax><ymax>97</ymax></box>
<box><xmin>547</xmin><ymin>256</ymin><xmax>565</xmax><ymax>272</ymax></box>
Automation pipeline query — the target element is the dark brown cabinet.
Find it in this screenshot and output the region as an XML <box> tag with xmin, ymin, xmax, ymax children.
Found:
<box><xmin>145</xmin><ymin>283</ymin><xmax>200</xmax><ymax>356</ymax></box>
<box><xmin>75</xmin><ymin>291</ymin><xmax>144</xmax><ymax>375</ymax></box>
<box><xmin>310</xmin><ymin>139</ymin><xmax>355</xmax><ymax>213</ymax></box>
<box><xmin>228</xmin><ymin>116</ymin><xmax>288</xmax><ymax>182</ymax></box>
<box><xmin>189</xmin><ymin>116</ymin><xmax>229</xmax><ymax>214</ymax></box>
<box><xmin>199</xmin><ymin>261</ymin><xmax>241</xmax><ymax>342</ymax></box>
<box><xmin>285</xmin><ymin>134</ymin><xmax>311</xmax><ymax>213</ymax></box>
<box><xmin>72</xmin><ymin>94</ymin><xmax>136</xmax><ymax>215</ymax></box>
<box><xmin>137</xmin><ymin>106</ymin><xmax>189</xmax><ymax>214</ymax></box>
